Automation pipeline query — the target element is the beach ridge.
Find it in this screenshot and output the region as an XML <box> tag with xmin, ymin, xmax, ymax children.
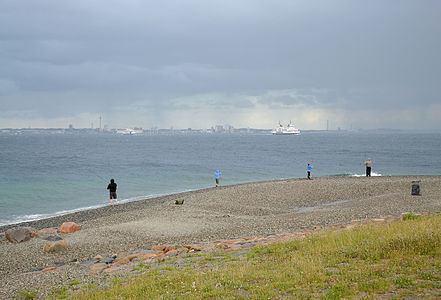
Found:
<box><xmin>1</xmin><ymin>175</ymin><xmax>440</xmax><ymax>298</ymax></box>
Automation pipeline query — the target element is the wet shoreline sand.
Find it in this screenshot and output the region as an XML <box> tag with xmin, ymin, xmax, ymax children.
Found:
<box><xmin>1</xmin><ymin>175</ymin><xmax>440</xmax><ymax>297</ymax></box>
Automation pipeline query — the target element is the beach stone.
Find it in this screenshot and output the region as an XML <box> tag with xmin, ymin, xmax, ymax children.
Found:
<box><xmin>183</xmin><ymin>245</ymin><xmax>201</xmax><ymax>252</ymax></box>
<box><xmin>114</xmin><ymin>257</ymin><xmax>130</xmax><ymax>265</ymax></box>
<box><xmin>41</xmin><ymin>267</ymin><xmax>57</xmax><ymax>273</ymax></box>
<box><xmin>79</xmin><ymin>259</ymin><xmax>99</xmax><ymax>267</ymax></box>
<box><xmin>38</xmin><ymin>228</ymin><xmax>58</xmax><ymax>235</ymax></box>
<box><xmin>94</xmin><ymin>255</ymin><xmax>104</xmax><ymax>261</ymax></box>
<box><xmin>138</xmin><ymin>249</ymin><xmax>155</xmax><ymax>255</ymax></box>
<box><xmin>44</xmin><ymin>235</ymin><xmax>63</xmax><ymax>241</ymax></box>
<box><xmin>101</xmin><ymin>256</ymin><xmax>116</xmax><ymax>264</ymax></box>
<box><xmin>43</xmin><ymin>240</ymin><xmax>67</xmax><ymax>253</ymax></box>
<box><xmin>89</xmin><ymin>263</ymin><xmax>107</xmax><ymax>273</ymax></box>
<box><xmin>0</xmin><ymin>232</ymin><xmax>6</xmax><ymax>242</ymax></box>
<box><xmin>5</xmin><ymin>227</ymin><xmax>35</xmax><ymax>243</ymax></box>
<box><xmin>58</xmin><ymin>222</ymin><xmax>81</xmax><ymax>234</ymax></box>
<box><xmin>164</xmin><ymin>245</ymin><xmax>174</xmax><ymax>252</ymax></box>
<box><xmin>151</xmin><ymin>245</ymin><xmax>167</xmax><ymax>252</ymax></box>
<box><xmin>165</xmin><ymin>250</ymin><xmax>178</xmax><ymax>257</ymax></box>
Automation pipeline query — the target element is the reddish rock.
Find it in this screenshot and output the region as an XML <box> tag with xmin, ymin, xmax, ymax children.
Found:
<box><xmin>151</xmin><ymin>245</ymin><xmax>167</xmax><ymax>252</ymax></box>
<box><xmin>183</xmin><ymin>245</ymin><xmax>201</xmax><ymax>251</ymax></box>
<box><xmin>165</xmin><ymin>250</ymin><xmax>178</xmax><ymax>257</ymax></box>
<box><xmin>127</xmin><ymin>254</ymin><xmax>141</xmax><ymax>261</ymax></box>
<box><xmin>142</xmin><ymin>253</ymin><xmax>157</xmax><ymax>258</ymax></box>
<box><xmin>164</xmin><ymin>245</ymin><xmax>174</xmax><ymax>252</ymax></box>
<box><xmin>41</xmin><ymin>267</ymin><xmax>57</xmax><ymax>273</ymax></box>
<box><xmin>58</xmin><ymin>222</ymin><xmax>81</xmax><ymax>234</ymax></box>
<box><xmin>94</xmin><ymin>255</ymin><xmax>104</xmax><ymax>261</ymax></box>
<box><xmin>114</xmin><ymin>257</ymin><xmax>130</xmax><ymax>265</ymax></box>
<box><xmin>5</xmin><ymin>227</ymin><xmax>36</xmax><ymax>243</ymax></box>
<box><xmin>223</xmin><ymin>239</ymin><xmax>245</xmax><ymax>245</ymax></box>
<box><xmin>89</xmin><ymin>263</ymin><xmax>108</xmax><ymax>274</ymax></box>
<box><xmin>43</xmin><ymin>240</ymin><xmax>67</xmax><ymax>253</ymax></box>
<box><xmin>38</xmin><ymin>228</ymin><xmax>58</xmax><ymax>235</ymax></box>
<box><xmin>372</xmin><ymin>218</ymin><xmax>385</xmax><ymax>222</ymax></box>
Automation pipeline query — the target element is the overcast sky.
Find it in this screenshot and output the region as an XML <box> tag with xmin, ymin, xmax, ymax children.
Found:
<box><xmin>1</xmin><ymin>0</ymin><xmax>440</xmax><ymax>130</ymax></box>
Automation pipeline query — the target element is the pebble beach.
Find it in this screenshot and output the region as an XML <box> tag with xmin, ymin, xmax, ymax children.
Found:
<box><xmin>1</xmin><ymin>175</ymin><xmax>440</xmax><ymax>298</ymax></box>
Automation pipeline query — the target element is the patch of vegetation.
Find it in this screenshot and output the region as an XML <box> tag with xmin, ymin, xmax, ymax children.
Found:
<box><xmin>132</xmin><ymin>263</ymin><xmax>150</xmax><ymax>272</ymax></box>
<box><xmin>16</xmin><ymin>289</ymin><xmax>37</xmax><ymax>300</ymax></box>
<box><xmin>68</xmin><ymin>279</ymin><xmax>80</xmax><ymax>287</ymax></box>
<box><xmin>54</xmin><ymin>286</ymin><xmax>68</xmax><ymax>299</ymax></box>
<box><xmin>402</xmin><ymin>212</ymin><xmax>422</xmax><ymax>221</ymax></box>
<box><xmin>59</xmin><ymin>214</ymin><xmax>441</xmax><ymax>299</ymax></box>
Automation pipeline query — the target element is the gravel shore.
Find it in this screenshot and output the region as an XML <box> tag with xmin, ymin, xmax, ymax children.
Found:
<box><xmin>1</xmin><ymin>175</ymin><xmax>440</xmax><ymax>298</ymax></box>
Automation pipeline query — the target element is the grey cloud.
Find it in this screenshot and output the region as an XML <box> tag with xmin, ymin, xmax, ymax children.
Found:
<box><xmin>0</xmin><ymin>0</ymin><xmax>440</xmax><ymax>128</ymax></box>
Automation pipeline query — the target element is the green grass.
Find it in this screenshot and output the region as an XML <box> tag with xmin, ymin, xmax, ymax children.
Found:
<box><xmin>402</xmin><ymin>212</ymin><xmax>423</xmax><ymax>221</ymax></box>
<box><xmin>16</xmin><ymin>289</ymin><xmax>37</xmax><ymax>299</ymax></box>
<box><xmin>62</xmin><ymin>214</ymin><xmax>441</xmax><ymax>299</ymax></box>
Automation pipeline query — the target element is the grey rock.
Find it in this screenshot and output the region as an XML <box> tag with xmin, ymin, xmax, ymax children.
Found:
<box><xmin>138</xmin><ymin>249</ymin><xmax>155</xmax><ymax>254</ymax></box>
<box><xmin>44</xmin><ymin>235</ymin><xmax>63</xmax><ymax>241</ymax></box>
<box><xmin>79</xmin><ymin>259</ymin><xmax>99</xmax><ymax>267</ymax></box>
<box><xmin>101</xmin><ymin>257</ymin><xmax>116</xmax><ymax>264</ymax></box>
<box><xmin>5</xmin><ymin>227</ymin><xmax>34</xmax><ymax>243</ymax></box>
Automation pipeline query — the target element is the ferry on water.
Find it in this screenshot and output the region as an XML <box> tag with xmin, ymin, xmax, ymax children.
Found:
<box><xmin>272</xmin><ymin>121</ymin><xmax>301</xmax><ymax>135</ymax></box>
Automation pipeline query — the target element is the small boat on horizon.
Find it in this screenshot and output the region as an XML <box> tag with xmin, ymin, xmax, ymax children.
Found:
<box><xmin>272</xmin><ymin>121</ymin><xmax>301</xmax><ymax>135</ymax></box>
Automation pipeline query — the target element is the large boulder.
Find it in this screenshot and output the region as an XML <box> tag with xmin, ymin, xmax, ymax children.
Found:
<box><xmin>38</xmin><ymin>228</ymin><xmax>58</xmax><ymax>235</ymax></box>
<box><xmin>43</xmin><ymin>240</ymin><xmax>67</xmax><ymax>253</ymax></box>
<box><xmin>58</xmin><ymin>222</ymin><xmax>81</xmax><ymax>234</ymax></box>
<box><xmin>5</xmin><ymin>227</ymin><xmax>36</xmax><ymax>243</ymax></box>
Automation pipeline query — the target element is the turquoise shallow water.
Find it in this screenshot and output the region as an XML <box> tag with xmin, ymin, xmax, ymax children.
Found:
<box><xmin>0</xmin><ymin>131</ymin><xmax>440</xmax><ymax>225</ymax></box>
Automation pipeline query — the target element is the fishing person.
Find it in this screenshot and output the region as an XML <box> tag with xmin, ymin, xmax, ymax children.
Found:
<box><xmin>307</xmin><ymin>163</ymin><xmax>312</xmax><ymax>180</ymax></box>
<box><xmin>364</xmin><ymin>158</ymin><xmax>372</xmax><ymax>177</ymax></box>
<box><xmin>107</xmin><ymin>178</ymin><xmax>118</xmax><ymax>206</ymax></box>
<box><xmin>215</xmin><ymin>170</ymin><xmax>221</xmax><ymax>187</ymax></box>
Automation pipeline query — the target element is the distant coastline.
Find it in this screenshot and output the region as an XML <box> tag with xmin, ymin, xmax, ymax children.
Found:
<box><xmin>2</xmin><ymin>127</ymin><xmax>439</xmax><ymax>136</ymax></box>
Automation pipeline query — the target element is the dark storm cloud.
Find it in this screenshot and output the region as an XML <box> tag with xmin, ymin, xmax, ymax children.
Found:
<box><xmin>0</xmin><ymin>0</ymin><xmax>440</xmax><ymax>128</ymax></box>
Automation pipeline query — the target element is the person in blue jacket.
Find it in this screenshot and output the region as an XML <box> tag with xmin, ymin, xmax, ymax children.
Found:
<box><xmin>306</xmin><ymin>163</ymin><xmax>312</xmax><ymax>180</ymax></box>
<box><xmin>215</xmin><ymin>170</ymin><xmax>221</xmax><ymax>187</ymax></box>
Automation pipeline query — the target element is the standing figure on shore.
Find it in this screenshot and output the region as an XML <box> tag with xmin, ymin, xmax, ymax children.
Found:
<box><xmin>215</xmin><ymin>170</ymin><xmax>221</xmax><ymax>187</ymax></box>
<box><xmin>364</xmin><ymin>158</ymin><xmax>372</xmax><ymax>177</ymax></box>
<box><xmin>107</xmin><ymin>178</ymin><xmax>118</xmax><ymax>206</ymax></box>
<box><xmin>306</xmin><ymin>163</ymin><xmax>312</xmax><ymax>180</ymax></box>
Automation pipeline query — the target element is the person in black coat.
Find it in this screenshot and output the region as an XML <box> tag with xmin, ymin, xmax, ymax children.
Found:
<box><xmin>107</xmin><ymin>178</ymin><xmax>118</xmax><ymax>206</ymax></box>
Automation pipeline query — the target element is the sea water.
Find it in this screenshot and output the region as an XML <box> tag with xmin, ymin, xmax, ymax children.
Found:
<box><xmin>0</xmin><ymin>130</ymin><xmax>440</xmax><ymax>225</ymax></box>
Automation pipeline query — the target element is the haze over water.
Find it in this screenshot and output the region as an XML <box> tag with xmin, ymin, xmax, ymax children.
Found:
<box><xmin>0</xmin><ymin>131</ymin><xmax>440</xmax><ymax>225</ymax></box>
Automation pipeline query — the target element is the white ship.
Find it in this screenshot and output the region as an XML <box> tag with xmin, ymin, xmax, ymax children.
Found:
<box><xmin>272</xmin><ymin>121</ymin><xmax>300</xmax><ymax>135</ymax></box>
<box><xmin>116</xmin><ymin>128</ymin><xmax>143</xmax><ymax>135</ymax></box>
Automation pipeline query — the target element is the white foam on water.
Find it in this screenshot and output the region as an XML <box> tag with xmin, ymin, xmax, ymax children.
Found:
<box><xmin>351</xmin><ymin>172</ymin><xmax>382</xmax><ymax>177</ymax></box>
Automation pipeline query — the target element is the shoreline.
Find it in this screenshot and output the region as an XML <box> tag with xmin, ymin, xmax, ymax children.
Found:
<box><xmin>0</xmin><ymin>174</ymin><xmax>391</xmax><ymax>230</ymax></box>
<box><xmin>0</xmin><ymin>176</ymin><xmax>311</xmax><ymax>231</ymax></box>
<box><xmin>1</xmin><ymin>175</ymin><xmax>440</xmax><ymax>298</ymax></box>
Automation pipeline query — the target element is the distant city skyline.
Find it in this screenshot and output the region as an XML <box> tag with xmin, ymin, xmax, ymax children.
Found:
<box><xmin>1</xmin><ymin>1</ymin><xmax>440</xmax><ymax>130</ymax></box>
